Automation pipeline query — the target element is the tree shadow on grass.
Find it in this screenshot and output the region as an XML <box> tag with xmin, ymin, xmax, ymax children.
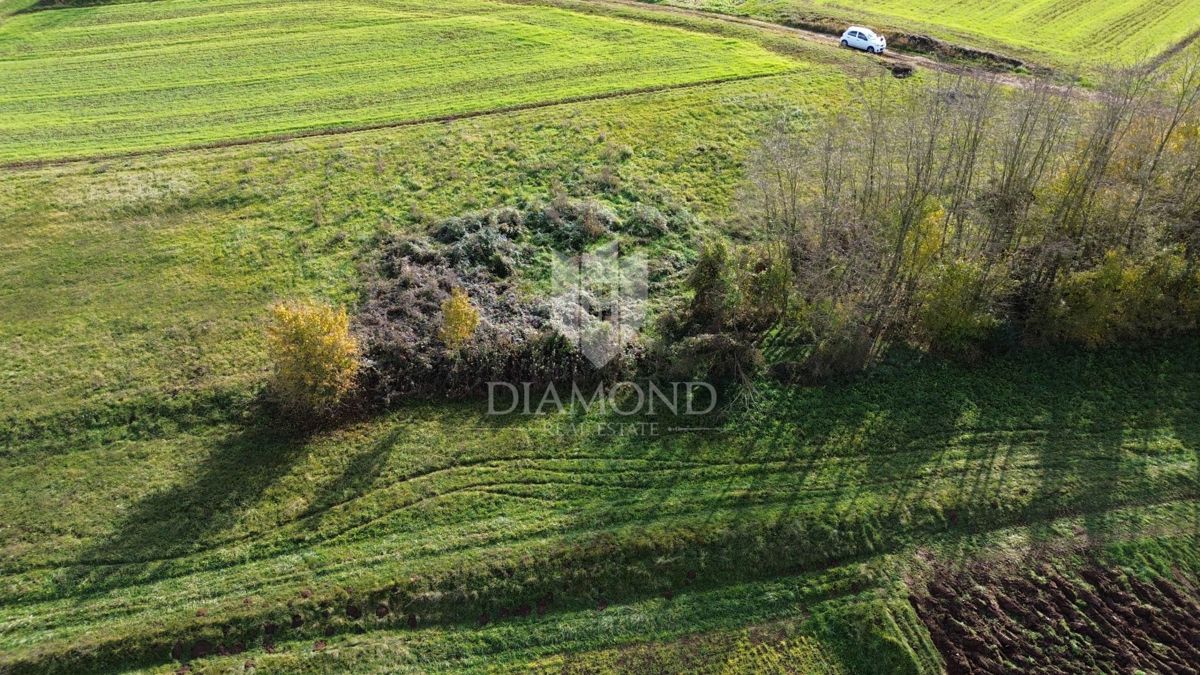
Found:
<box><xmin>1024</xmin><ymin>341</ymin><xmax>1200</xmax><ymax>549</ymax></box>
<box><xmin>1141</xmin><ymin>342</ymin><xmax>1200</xmax><ymax>551</ymax></box>
<box><xmin>60</xmin><ymin>418</ymin><xmax>306</xmax><ymax>594</ymax></box>
<box><xmin>560</xmin><ymin>339</ymin><xmax>1200</xmax><ymax>597</ymax></box>
<box><xmin>57</xmin><ymin>401</ymin><xmax>529</xmax><ymax>600</ymax></box>
<box><xmin>59</xmin><ymin>406</ymin><xmax>333</xmax><ymax>596</ymax></box>
<box><xmin>52</xmin><ymin>341</ymin><xmax>1200</xmax><ymax>622</ymax></box>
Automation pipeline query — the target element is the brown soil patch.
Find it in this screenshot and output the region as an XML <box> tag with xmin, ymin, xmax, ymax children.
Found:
<box><xmin>911</xmin><ymin>562</ymin><xmax>1200</xmax><ymax>673</ymax></box>
<box><xmin>188</xmin><ymin>640</ymin><xmax>213</xmax><ymax>660</ymax></box>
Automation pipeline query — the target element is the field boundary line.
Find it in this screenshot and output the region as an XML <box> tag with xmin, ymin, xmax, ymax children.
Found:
<box><xmin>1146</xmin><ymin>24</ymin><xmax>1200</xmax><ymax>73</ymax></box>
<box><xmin>0</xmin><ymin>71</ymin><xmax>792</xmax><ymax>171</ymax></box>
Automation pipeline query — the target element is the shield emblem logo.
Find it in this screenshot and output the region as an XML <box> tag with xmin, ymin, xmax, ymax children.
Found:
<box><xmin>549</xmin><ymin>241</ymin><xmax>648</xmax><ymax>368</ymax></box>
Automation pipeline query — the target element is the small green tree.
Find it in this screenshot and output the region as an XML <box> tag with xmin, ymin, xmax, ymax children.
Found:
<box><xmin>916</xmin><ymin>260</ymin><xmax>1000</xmax><ymax>352</ymax></box>
<box><xmin>266</xmin><ymin>301</ymin><xmax>360</xmax><ymax>415</ymax></box>
<box><xmin>1043</xmin><ymin>251</ymin><xmax>1133</xmax><ymax>346</ymax></box>
<box><xmin>439</xmin><ymin>287</ymin><xmax>479</xmax><ymax>350</ymax></box>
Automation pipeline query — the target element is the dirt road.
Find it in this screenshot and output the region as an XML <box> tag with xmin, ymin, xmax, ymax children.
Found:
<box><xmin>577</xmin><ymin>0</ymin><xmax>1096</xmax><ymax>96</ymax></box>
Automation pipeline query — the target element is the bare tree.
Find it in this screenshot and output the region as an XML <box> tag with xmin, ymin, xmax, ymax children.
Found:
<box><xmin>940</xmin><ymin>72</ymin><xmax>999</xmax><ymax>255</ymax></box>
<box><xmin>981</xmin><ymin>80</ymin><xmax>1074</xmax><ymax>258</ymax></box>
<box><xmin>1030</xmin><ymin>62</ymin><xmax>1154</xmax><ymax>295</ymax></box>
<box><xmin>1126</xmin><ymin>45</ymin><xmax>1200</xmax><ymax>249</ymax></box>
<box><xmin>738</xmin><ymin>59</ymin><xmax>1199</xmax><ymax>374</ymax></box>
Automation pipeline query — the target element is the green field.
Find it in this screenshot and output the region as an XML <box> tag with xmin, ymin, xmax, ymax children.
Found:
<box><xmin>665</xmin><ymin>0</ymin><xmax>1200</xmax><ymax>65</ymax></box>
<box><xmin>2</xmin><ymin>339</ymin><xmax>1197</xmax><ymax>671</ymax></box>
<box><xmin>0</xmin><ymin>66</ymin><xmax>846</xmax><ymax>435</ymax></box>
<box><xmin>2</xmin><ymin>0</ymin><xmax>1199</xmax><ymax>672</ymax></box>
<box><xmin>0</xmin><ymin>0</ymin><xmax>796</xmax><ymax>161</ymax></box>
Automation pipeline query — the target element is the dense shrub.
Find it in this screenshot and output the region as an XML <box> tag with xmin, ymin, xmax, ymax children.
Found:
<box><xmin>656</xmin><ymin>242</ymin><xmax>788</xmax><ymax>384</ymax></box>
<box><xmin>786</xmin><ymin>299</ymin><xmax>879</xmax><ymax>381</ymax></box>
<box><xmin>356</xmin><ymin>256</ymin><xmax>632</xmax><ymax>402</ymax></box>
<box><xmin>915</xmin><ymin>260</ymin><xmax>1002</xmax><ymax>353</ymax></box>
<box><xmin>355</xmin><ymin>206</ymin><xmax>643</xmax><ymax>404</ymax></box>
<box><xmin>621</xmin><ymin>203</ymin><xmax>669</xmax><ymax>238</ymax></box>
<box><xmin>527</xmin><ymin>195</ymin><xmax>618</xmax><ymax>250</ymax></box>
<box><xmin>731</xmin><ymin>243</ymin><xmax>792</xmax><ymax>333</ymax></box>
<box><xmin>660</xmin><ymin>332</ymin><xmax>764</xmax><ymax>384</ymax></box>
<box><xmin>1037</xmin><ymin>251</ymin><xmax>1133</xmax><ymax>346</ymax></box>
<box><xmin>684</xmin><ymin>240</ymin><xmax>735</xmax><ymax>333</ymax></box>
<box><xmin>353</xmin><ymin>195</ymin><xmax>700</xmax><ymax>404</ymax></box>
<box><xmin>433</xmin><ymin>207</ymin><xmax>524</xmax><ymax>277</ymax></box>
<box><xmin>266</xmin><ymin>301</ymin><xmax>360</xmax><ymax>416</ymax></box>
<box><xmin>357</xmin><ymin>255</ymin><xmax>523</xmax><ymax>402</ymax></box>
<box><xmin>1125</xmin><ymin>249</ymin><xmax>1200</xmax><ymax>333</ymax></box>
<box><xmin>1034</xmin><ymin>248</ymin><xmax>1200</xmax><ymax>345</ymax></box>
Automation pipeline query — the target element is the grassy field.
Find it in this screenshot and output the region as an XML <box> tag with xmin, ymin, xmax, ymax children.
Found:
<box><xmin>1</xmin><ymin>0</ymin><xmax>1198</xmax><ymax>673</ymax></box>
<box><xmin>0</xmin><ymin>0</ymin><xmax>798</xmax><ymax>161</ymax></box>
<box><xmin>1</xmin><ymin>341</ymin><xmax>1196</xmax><ymax>671</ymax></box>
<box><xmin>0</xmin><ymin>65</ymin><xmax>848</xmax><ymax>439</ymax></box>
<box><xmin>662</xmin><ymin>0</ymin><xmax>1200</xmax><ymax>65</ymax></box>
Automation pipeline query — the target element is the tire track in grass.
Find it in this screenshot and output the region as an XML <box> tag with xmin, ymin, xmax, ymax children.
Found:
<box><xmin>0</xmin><ymin>71</ymin><xmax>790</xmax><ymax>171</ymax></box>
<box><xmin>0</xmin><ymin>431</ymin><xmax>1085</xmax><ymax>574</ymax></box>
<box><xmin>1</xmin><ymin>421</ymin><xmax>1186</xmax><ymax>583</ymax></box>
<box><xmin>4</xmin><ymin>497</ymin><xmax>1195</xmax><ymax>674</ymax></box>
<box><xmin>1145</xmin><ymin>23</ymin><xmax>1200</xmax><ymax>72</ymax></box>
<box><xmin>6</xmin><ymin>492</ymin><xmax>1197</xmax><ymax>642</ymax></box>
<box><xmin>3</xmin><ymin>438</ymin><xmax>1191</xmax><ymax>629</ymax></box>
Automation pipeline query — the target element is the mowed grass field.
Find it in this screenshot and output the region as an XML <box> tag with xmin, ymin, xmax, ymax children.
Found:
<box><xmin>667</xmin><ymin>0</ymin><xmax>1200</xmax><ymax>65</ymax></box>
<box><xmin>0</xmin><ymin>0</ymin><xmax>797</xmax><ymax>161</ymax></box>
<box><xmin>1</xmin><ymin>341</ymin><xmax>1196</xmax><ymax>672</ymax></box>
<box><xmin>0</xmin><ymin>66</ymin><xmax>847</xmax><ymax>436</ymax></box>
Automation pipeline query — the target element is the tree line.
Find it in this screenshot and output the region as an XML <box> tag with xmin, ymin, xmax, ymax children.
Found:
<box><xmin>691</xmin><ymin>51</ymin><xmax>1200</xmax><ymax>380</ymax></box>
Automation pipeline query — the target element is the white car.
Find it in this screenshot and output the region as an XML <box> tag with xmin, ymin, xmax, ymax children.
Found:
<box><xmin>840</xmin><ymin>26</ymin><xmax>887</xmax><ymax>54</ymax></box>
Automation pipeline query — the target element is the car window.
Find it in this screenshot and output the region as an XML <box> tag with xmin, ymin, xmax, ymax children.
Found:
<box><xmin>851</xmin><ymin>32</ymin><xmax>861</xmax><ymax>39</ymax></box>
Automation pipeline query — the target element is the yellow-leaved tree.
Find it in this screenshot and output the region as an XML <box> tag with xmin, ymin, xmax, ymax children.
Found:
<box><xmin>439</xmin><ymin>288</ymin><xmax>479</xmax><ymax>350</ymax></box>
<box><xmin>266</xmin><ymin>301</ymin><xmax>360</xmax><ymax>415</ymax></box>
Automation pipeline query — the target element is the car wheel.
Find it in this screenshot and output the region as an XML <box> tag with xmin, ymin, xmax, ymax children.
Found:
<box><xmin>867</xmin><ymin>46</ymin><xmax>876</xmax><ymax>54</ymax></box>
<box><xmin>841</xmin><ymin>39</ymin><xmax>849</xmax><ymax>47</ymax></box>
